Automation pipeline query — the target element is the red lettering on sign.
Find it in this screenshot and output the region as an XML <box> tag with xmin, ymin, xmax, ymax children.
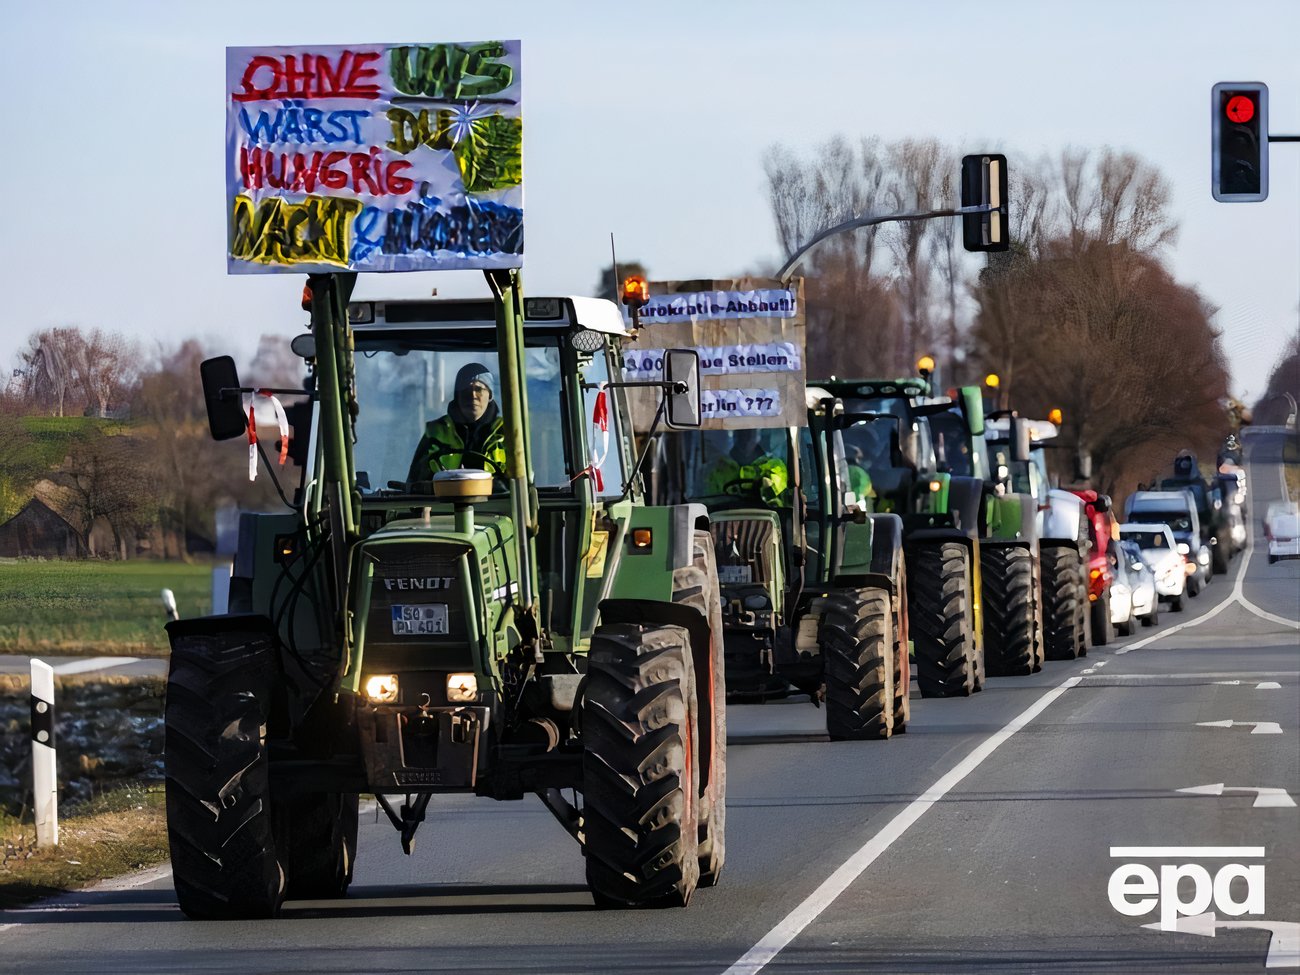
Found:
<box><xmin>232</xmin><ymin>50</ymin><xmax>382</xmax><ymax>102</ymax></box>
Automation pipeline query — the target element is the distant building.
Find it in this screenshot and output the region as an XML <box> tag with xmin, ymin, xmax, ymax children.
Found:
<box><xmin>0</xmin><ymin>498</ymin><xmax>84</xmax><ymax>557</ymax></box>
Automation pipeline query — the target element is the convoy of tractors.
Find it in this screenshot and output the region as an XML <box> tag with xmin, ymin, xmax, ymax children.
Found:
<box><xmin>161</xmin><ymin>82</ymin><xmax>1252</xmax><ymax>918</ymax></box>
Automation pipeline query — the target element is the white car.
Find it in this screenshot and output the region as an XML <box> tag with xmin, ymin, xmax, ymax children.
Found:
<box><xmin>1266</xmin><ymin>501</ymin><xmax>1300</xmax><ymax>564</ymax></box>
<box><xmin>1119</xmin><ymin>523</ymin><xmax>1186</xmax><ymax>612</ymax></box>
<box><xmin>1115</xmin><ymin>539</ymin><xmax>1159</xmax><ymax>628</ymax></box>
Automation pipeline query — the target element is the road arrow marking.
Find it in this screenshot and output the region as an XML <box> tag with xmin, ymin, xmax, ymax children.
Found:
<box><xmin>1177</xmin><ymin>783</ymin><xmax>1297</xmax><ymax>808</ymax></box>
<box><xmin>1142</xmin><ymin>912</ymin><xmax>1300</xmax><ymax>968</ymax></box>
<box><xmin>1258</xmin><ymin>681</ymin><xmax>1282</xmax><ymax>690</ymax></box>
<box><xmin>1197</xmin><ymin>720</ymin><xmax>1284</xmax><ymax>735</ymax></box>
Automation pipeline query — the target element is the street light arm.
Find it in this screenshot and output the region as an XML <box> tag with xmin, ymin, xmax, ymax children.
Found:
<box><xmin>777</xmin><ymin>204</ymin><xmax>996</xmax><ymax>283</ymax></box>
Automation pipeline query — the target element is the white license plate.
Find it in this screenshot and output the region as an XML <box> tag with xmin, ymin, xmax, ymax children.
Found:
<box><xmin>391</xmin><ymin>604</ymin><xmax>449</xmax><ymax>635</ymax></box>
<box><xmin>717</xmin><ymin>564</ymin><xmax>753</xmax><ymax>585</ymax></box>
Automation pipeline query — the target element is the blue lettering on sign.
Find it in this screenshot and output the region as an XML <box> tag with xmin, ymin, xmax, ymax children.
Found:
<box><xmin>349</xmin><ymin>198</ymin><xmax>524</xmax><ymax>264</ymax></box>
<box><xmin>239</xmin><ymin>103</ymin><xmax>369</xmax><ymax>145</ymax></box>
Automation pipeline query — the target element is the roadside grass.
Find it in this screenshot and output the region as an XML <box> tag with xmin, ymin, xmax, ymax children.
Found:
<box><xmin>0</xmin><ymin>560</ymin><xmax>212</xmax><ymax>655</ymax></box>
<box><xmin>0</xmin><ymin>784</ymin><xmax>167</xmax><ymax>910</ymax></box>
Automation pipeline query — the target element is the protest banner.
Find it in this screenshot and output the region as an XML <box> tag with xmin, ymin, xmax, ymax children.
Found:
<box><xmin>621</xmin><ymin>278</ymin><xmax>805</xmax><ymax>430</ymax></box>
<box><xmin>226</xmin><ymin>41</ymin><xmax>522</xmax><ymax>274</ymax></box>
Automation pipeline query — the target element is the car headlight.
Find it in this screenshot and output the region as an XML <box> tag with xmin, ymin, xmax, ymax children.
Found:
<box><xmin>364</xmin><ymin>674</ymin><xmax>399</xmax><ymax>704</ymax></box>
<box><xmin>447</xmin><ymin>673</ymin><xmax>478</xmax><ymax>703</ymax></box>
<box><xmin>1177</xmin><ymin>543</ymin><xmax>1190</xmax><ymax>555</ymax></box>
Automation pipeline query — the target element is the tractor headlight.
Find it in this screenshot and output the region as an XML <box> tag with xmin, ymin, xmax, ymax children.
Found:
<box><xmin>446</xmin><ymin>673</ymin><xmax>479</xmax><ymax>703</ymax></box>
<box><xmin>363</xmin><ymin>674</ymin><xmax>399</xmax><ymax>704</ymax></box>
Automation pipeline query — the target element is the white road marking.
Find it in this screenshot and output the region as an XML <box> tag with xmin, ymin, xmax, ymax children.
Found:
<box><xmin>1178</xmin><ymin>783</ymin><xmax>1297</xmax><ymax>808</ymax></box>
<box><xmin>48</xmin><ymin>656</ymin><xmax>143</xmax><ymax>676</ymax></box>
<box><xmin>1197</xmin><ymin>719</ymin><xmax>1284</xmax><ymax>735</ymax></box>
<box><xmin>722</xmin><ymin>675</ymin><xmax>1083</xmax><ymax>975</ymax></box>
<box><xmin>1215</xmin><ymin>680</ymin><xmax>1242</xmax><ymax>685</ymax></box>
<box><xmin>1258</xmin><ymin>681</ymin><xmax>1282</xmax><ymax>690</ymax></box>
<box><xmin>1142</xmin><ymin>912</ymin><xmax>1299</xmax><ymax>969</ymax></box>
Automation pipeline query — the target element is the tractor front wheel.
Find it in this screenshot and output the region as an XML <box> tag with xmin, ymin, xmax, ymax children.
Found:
<box><xmin>164</xmin><ymin>622</ymin><xmax>284</xmax><ymax>920</ymax></box>
<box><xmin>1042</xmin><ymin>548</ymin><xmax>1086</xmax><ymax>661</ymax></box>
<box><xmin>821</xmin><ymin>587</ymin><xmax>894</xmax><ymax>741</ymax></box>
<box><xmin>906</xmin><ymin>542</ymin><xmax>977</xmax><ymax>697</ymax></box>
<box><xmin>981</xmin><ymin>544</ymin><xmax>1038</xmax><ymax>677</ymax></box>
<box><xmin>582</xmin><ymin>622</ymin><xmax>700</xmax><ymax>908</ymax></box>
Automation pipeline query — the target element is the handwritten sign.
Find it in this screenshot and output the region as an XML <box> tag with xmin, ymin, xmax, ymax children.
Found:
<box><xmin>226</xmin><ymin>41</ymin><xmax>523</xmax><ymax>274</ymax></box>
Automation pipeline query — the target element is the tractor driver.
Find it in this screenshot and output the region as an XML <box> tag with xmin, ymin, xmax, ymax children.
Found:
<box><xmin>406</xmin><ymin>362</ymin><xmax>508</xmax><ymax>483</ymax></box>
<box><xmin>705</xmin><ymin>428</ymin><xmax>789</xmax><ymax>506</ymax></box>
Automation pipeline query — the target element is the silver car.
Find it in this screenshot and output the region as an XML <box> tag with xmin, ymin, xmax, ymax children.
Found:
<box><xmin>1114</xmin><ymin>539</ymin><xmax>1159</xmax><ymax>628</ymax></box>
<box><xmin>1119</xmin><ymin>523</ymin><xmax>1187</xmax><ymax>613</ymax></box>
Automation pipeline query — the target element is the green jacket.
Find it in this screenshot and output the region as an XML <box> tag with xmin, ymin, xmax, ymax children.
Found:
<box><xmin>408</xmin><ymin>409</ymin><xmax>507</xmax><ymax>481</ymax></box>
<box><xmin>706</xmin><ymin>455</ymin><xmax>789</xmax><ymax>506</ymax></box>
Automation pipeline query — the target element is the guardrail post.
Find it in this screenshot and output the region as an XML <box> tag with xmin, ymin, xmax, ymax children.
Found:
<box><xmin>30</xmin><ymin>658</ymin><xmax>58</xmax><ymax>847</ymax></box>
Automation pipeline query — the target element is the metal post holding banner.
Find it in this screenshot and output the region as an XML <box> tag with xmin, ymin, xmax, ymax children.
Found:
<box><xmin>29</xmin><ymin>658</ymin><xmax>58</xmax><ymax>847</ymax></box>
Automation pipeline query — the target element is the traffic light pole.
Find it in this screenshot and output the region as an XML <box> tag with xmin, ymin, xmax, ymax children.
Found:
<box><xmin>777</xmin><ymin>203</ymin><xmax>997</xmax><ymax>283</ymax></box>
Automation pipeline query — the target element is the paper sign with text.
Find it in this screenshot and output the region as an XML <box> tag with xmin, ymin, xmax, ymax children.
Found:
<box><xmin>226</xmin><ymin>41</ymin><xmax>522</xmax><ymax>274</ymax></box>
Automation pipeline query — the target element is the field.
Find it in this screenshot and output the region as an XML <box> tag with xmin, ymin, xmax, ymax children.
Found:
<box><xmin>0</xmin><ymin>560</ymin><xmax>212</xmax><ymax>655</ymax></box>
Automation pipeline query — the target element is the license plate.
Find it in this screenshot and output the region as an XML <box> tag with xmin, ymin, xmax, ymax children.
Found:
<box><xmin>717</xmin><ymin>564</ymin><xmax>753</xmax><ymax>585</ymax></box>
<box><xmin>391</xmin><ymin>604</ymin><xmax>449</xmax><ymax>635</ymax></box>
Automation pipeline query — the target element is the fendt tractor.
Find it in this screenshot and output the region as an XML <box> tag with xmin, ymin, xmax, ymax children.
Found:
<box><xmin>985</xmin><ymin>414</ymin><xmax>1092</xmax><ymax>660</ymax></box>
<box><xmin>818</xmin><ymin>375</ymin><xmax>997</xmax><ymax>696</ymax></box>
<box><xmin>641</xmin><ymin>386</ymin><xmax>909</xmax><ymax>740</ymax></box>
<box><xmin>165</xmin><ymin>271</ymin><xmax>729</xmax><ymax>917</ymax></box>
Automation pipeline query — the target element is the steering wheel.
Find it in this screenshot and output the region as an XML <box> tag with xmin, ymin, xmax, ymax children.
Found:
<box><xmin>424</xmin><ymin>443</ymin><xmax>507</xmax><ymax>478</ymax></box>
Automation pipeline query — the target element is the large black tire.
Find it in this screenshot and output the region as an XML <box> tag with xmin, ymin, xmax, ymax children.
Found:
<box><xmin>1091</xmin><ymin>590</ymin><xmax>1113</xmax><ymax>647</ymax></box>
<box><xmin>583</xmin><ymin>622</ymin><xmax>700</xmax><ymax>908</ymax></box>
<box><xmin>673</xmin><ymin>530</ymin><xmax>726</xmax><ymax>889</ymax></box>
<box><xmin>275</xmin><ymin>792</ymin><xmax>359</xmax><ymax>900</ymax></box>
<box><xmin>821</xmin><ymin>587</ymin><xmax>894</xmax><ymax>740</ymax></box>
<box><xmin>981</xmin><ymin>545</ymin><xmax>1038</xmax><ymax>677</ymax></box>
<box><xmin>164</xmin><ymin>625</ymin><xmax>284</xmax><ymax>920</ymax></box>
<box><xmin>1042</xmin><ymin>547</ymin><xmax>1085</xmax><ymax>661</ymax></box>
<box><xmin>906</xmin><ymin>541</ymin><xmax>977</xmax><ymax>697</ymax></box>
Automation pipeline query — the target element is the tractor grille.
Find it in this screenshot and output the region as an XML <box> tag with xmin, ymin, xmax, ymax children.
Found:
<box><xmin>360</xmin><ymin>542</ymin><xmax>474</xmax><ymax>669</ymax></box>
<box><xmin>710</xmin><ymin>518</ymin><xmax>776</xmax><ymax>584</ymax></box>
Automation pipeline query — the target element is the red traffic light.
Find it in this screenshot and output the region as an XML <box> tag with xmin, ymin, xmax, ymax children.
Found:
<box><xmin>1225</xmin><ymin>94</ymin><xmax>1255</xmax><ymax>124</ymax></box>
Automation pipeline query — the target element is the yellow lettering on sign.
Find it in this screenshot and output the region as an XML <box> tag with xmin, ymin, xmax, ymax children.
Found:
<box><xmin>585</xmin><ymin>530</ymin><xmax>610</xmax><ymax>579</ymax></box>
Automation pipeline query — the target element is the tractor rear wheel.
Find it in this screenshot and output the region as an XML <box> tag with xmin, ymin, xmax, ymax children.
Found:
<box><xmin>673</xmin><ymin>530</ymin><xmax>727</xmax><ymax>888</ymax></box>
<box><xmin>981</xmin><ymin>544</ymin><xmax>1038</xmax><ymax>676</ymax></box>
<box><xmin>276</xmin><ymin>792</ymin><xmax>359</xmax><ymax>900</ymax></box>
<box><xmin>906</xmin><ymin>541</ymin><xmax>977</xmax><ymax>697</ymax></box>
<box><xmin>821</xmin><ymin>587</ymin><xmax>894</xmax><ymax>740</ymax></box>
<box><xmin>1042</xmin><ymin>547</ymin><xmax>1086</xmax><ymax>661</ymax></box>
<box><xmin>583</xmin><ymin>622</ymin><xmax>700</xmax><ymax>908</ymax></box>
<box><xmin>164</xmin><ymin>623</ymin><xmax>284</xmax><ymax>920</ymax></box>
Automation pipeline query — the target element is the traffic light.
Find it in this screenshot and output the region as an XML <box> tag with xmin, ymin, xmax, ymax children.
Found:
<box><xmin>961</xmin><ymin>153</ymin><xmax>1009</xmax><ymax>252</ymax></box>
<box><xmin>1212</xmin><ymin>82</ymin><xmax>1268</xmax><ymax>202</ymax></box>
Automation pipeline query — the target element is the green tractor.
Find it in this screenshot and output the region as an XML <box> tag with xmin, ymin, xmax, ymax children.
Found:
<box><xmin>165</xmin><ymin>271</ymin><xmax>727</xmax><ymax>917</ymax></box>
<box><xmin>818</xmin><ymin>377</ymin><xmax>987</xmax><ymax>697</ymax></box>
<box><xmin>643</xmin><ymin>391</ymin><xmax>909</xmax><ymax>740</ymax></box>
<box><xmin>925</xmin><ymin>389</ymin><xmax>1044</xmax><ymax>678</ymax></box>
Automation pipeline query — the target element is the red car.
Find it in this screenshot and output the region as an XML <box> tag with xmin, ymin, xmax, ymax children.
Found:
<box><xmin>1070</xmin><ymin>489</ymin><xmax>1119</xmax><ymax>646</ymax></box>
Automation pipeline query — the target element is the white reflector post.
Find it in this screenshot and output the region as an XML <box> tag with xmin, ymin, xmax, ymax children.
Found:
<box><xmin>30</xmin><ymin>658</ymin><xmax>58</xmax><ymax>847</ymax></box>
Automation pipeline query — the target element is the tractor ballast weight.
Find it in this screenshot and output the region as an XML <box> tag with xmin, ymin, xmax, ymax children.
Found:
<box><xmin>166</xmin><ymin>273</ymin><xmax>729</xmax><ymax>918</ymax></box>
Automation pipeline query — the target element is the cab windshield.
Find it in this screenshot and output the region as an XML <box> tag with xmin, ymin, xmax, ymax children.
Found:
<box><xmin>351</xmin><ymin>334</ymin><xmax>569</xmax><ymax>494</ymax></box>
<box><xmin>1129</xmin><ymin>511</ymin><xmax>1192</xmax><ymax>535</ymax></box>
<box><xmin>662</xmin><ymin>428</ymin><xmax>794</xmax><ymax>507</ymax></box>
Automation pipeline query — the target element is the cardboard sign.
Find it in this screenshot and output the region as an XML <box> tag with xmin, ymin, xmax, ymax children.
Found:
<box><xmin>621</xmin><ymin>278</ymin><xmax>805</xmax><ymax>430</ymax></box>
<box><xmin>226</xmin><ymin>41</ymin><xmax>523</xmax><ymax>274</ymax></box>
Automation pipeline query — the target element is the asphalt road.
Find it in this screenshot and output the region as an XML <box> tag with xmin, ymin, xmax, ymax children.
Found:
<box><xmin>1</xmin><ymin>431</ymin><xmax>1296</xmax><ymax>974</ymax></box>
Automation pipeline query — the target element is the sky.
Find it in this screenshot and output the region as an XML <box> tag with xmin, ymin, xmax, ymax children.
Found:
<box><xmin>1</xmin><ymin>0</ymin><xmax>1296</xmax><ymax>403</ymax></box>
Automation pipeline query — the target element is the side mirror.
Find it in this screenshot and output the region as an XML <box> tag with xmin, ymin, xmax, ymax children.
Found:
<box><xmin>200</xmin><ymin>356</ymin><xmax>247</xmax><ymax>441</ymax></box>
<box><xmin>664</xmin><ymin>349</ymin><xmax>701</xmax><ymax>429</ymax></box>
<box><xmin>290</xmin><ymin>334</ymin><xmax>316</xmax><ymax>359</ymax></box>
